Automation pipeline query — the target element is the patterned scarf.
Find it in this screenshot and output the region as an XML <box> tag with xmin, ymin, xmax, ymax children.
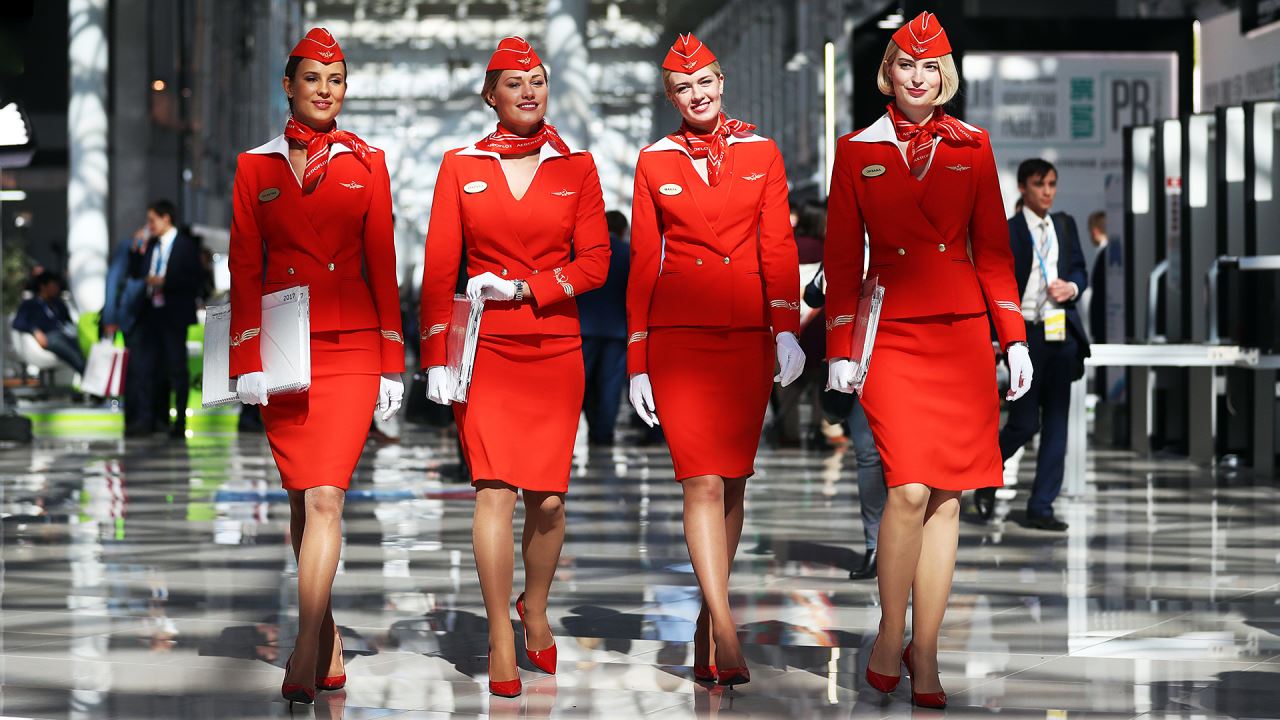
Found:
<box><xmin>886</xmin><ymin>102</ymin><xmax>979</xmax><ymax>177</ymax></box>
<box><xmin>668</xmin><ymin>113</ymin><xmax>757</xmax><ymax>186</ymax></box>
<box><xmin>283</xmin><ymin>117</ymin><xmax>371</xmax><ymax>192</ymax></box>
<box><xmin>475</xmin><ymin>121</ymin><xmax>571</xmax><ymax>157</ymax></box>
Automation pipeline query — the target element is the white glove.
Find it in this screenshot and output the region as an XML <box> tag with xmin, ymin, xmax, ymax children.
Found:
<box><xmin>1005</xmin><ymin>343</ymin><xmax>1034</xmax><ymax>401</ymax></box>
<box><xmin>628</xmin><ymin>373</ymin><xmax>659</xmax><ymax>427</ymax></box>
<box><xmin>774</xmin><ymin>332</ymin><xmax>806</xmax><ymax>387</ymax></box>
<box><xmin>376</xmin><ymin>372</ymin><xmax>404</xmax><ymax>421</ymax></box>
<box><xmin>827</xmin><ymin>358</ymin><xmax>856</xmax><ymax>395</ymax></box>
<box><xmin>425</xmin><ymin>366</ymin><xmax>452</xmax><ymax>406</ymax></box>
<box><xmin>236</xmin><ymin>371</ymin><xmax>269</xmax><ymax>406</ymax></box>
<box><xmin>466</xmin><ymin>272</ymin><xmax>517</xmax><ymax>302</ymax></box>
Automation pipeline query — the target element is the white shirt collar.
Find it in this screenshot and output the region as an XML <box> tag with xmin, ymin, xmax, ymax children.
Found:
<box><xmin>642</xmin><ymin>131</ymin><xmax>768</xmax><ymax>159</ymax></box>
<box><xmin>159</xmin><ymin>226</ymin><xmax>178</xmax><ymax>246</ymax></box>
<box><xmin>849</xmin><ymin>113</ymin><xmax>983</xmax><ymax>144</ymax></box>
<box><xmin>1022</xmin><ymin>205</ymin><xmax>1053</xmax><ymax>232</ymax></box>
<box><xmin>457</xmin><ymin>138</ymin><xmax>574</xmax><ymax>164</ymax></box>
<box><xmin>245</xmin><ymin>133</ymin><xmax>355</xmax><ymax>158</ymax></box>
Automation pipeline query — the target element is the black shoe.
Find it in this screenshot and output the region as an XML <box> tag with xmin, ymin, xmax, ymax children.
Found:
<box><xmin>1025</xmin><ymin>513</ymin><xmax>1068</xmax><ymax>531</ymax></box>
<box><xmin>168</xmin><ymin>422</ymin><xmax>187</xmax><ymax>439</ymax></box>
<box><xmin>974</xmin><ymin>487</ymin><xmax>996</xmax><ymax>521</ymax></box>
<box><xmin>849</xmin><ymin>548</ymin><xmax>877</xmax><ymax>580</ymax></box>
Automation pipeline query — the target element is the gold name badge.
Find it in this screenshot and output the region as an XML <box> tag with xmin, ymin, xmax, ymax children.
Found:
<box><xmin>861</xmin><ymin>165</ymin><xmax>886</xmax><ymax>178</ymax></box>
<box><xmin>659</xmin><ymin>183</ymin><xmax>683</xmax><ymax>196</ymax></box>
<box><xmin>464</xmin><ymin>181</ymin><xmax>488</xmax><ymax>194</ymax></box>
<box><xmin>258</xmin><ymin>187</ymin><xmax>281</xmax><ymax>202</ymax></box>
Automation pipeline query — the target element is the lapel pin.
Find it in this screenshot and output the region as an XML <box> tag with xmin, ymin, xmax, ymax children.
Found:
<box><xmin>464</xmin><ymin>181</ymin><xmax>488</xmax><ymax>194</ymax></box>
<box><xmin>659</xmin><ymin>183</ymin><xmax>683</xmax><ymax>196</ymax></box>
<box><xmin>258</xmin><ymin>187</ymin><xmax>281</xmax><ymax>202</ymax></box>
<box><xmin>861</xmin><ymin>165</ymin><xmax>886</xmax><ymax>178</ymax></box>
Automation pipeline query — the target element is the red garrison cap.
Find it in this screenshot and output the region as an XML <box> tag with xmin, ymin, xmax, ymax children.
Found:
<box><xmin>892</xmin><ymin>12</ymin><xmax>952</xmax><ymax>59</ymax></box>
<box><xmin>661</xmin><ymin>33</ymin><xmax>717</xmax><ymax>74</ymax></box>
<box><xmin>486</xmin><ymin>36</ymin><xmax>542</xmax><ymax>72</ymax></box>
<box><xmin>289</xmin><ymin>27</ymin><xmax>344</xmax><ymax>63</ymax></box>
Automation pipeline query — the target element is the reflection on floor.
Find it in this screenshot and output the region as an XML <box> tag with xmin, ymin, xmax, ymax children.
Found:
<box><xmin>0</xmin><ymin>424</ymin><xmax>1277</xmax><ymax>719</ymax></box>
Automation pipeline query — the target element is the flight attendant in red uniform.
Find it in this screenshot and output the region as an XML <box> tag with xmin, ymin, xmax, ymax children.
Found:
<box><xmin>626</xmin><ymin>34</ymin><xmax>805</xmax><ymax>687</ymax></box>
<box><xmin>228</xmin><ymin>28</ymin><xmax>406</xmax><ymax>706</ymax></box>
<box><xmin>824</xmin><ymin>12</ymin><xmax>1034</xmax><ymax>708</ymax></box>
<box><xmin>418</xmin><ymin>37</ymin><xmax>610</xmax><ymax>697</ymax></box>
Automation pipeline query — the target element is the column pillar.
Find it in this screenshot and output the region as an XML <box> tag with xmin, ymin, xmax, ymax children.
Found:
<box><xmin>68</xmin><ymin>0</ymin><xmax>110</xmax><ymax>311</ymax></box>
<box><xmin>544</xmin><ymin>0</ymin><xmax>591</xmax><ymax>151</ymax></box>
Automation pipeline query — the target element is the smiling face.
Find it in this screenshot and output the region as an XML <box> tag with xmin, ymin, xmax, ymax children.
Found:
<box><xmin>888</xmin><ymin>49</ymin><xmax>941</xmax><ymax>114</ymax></box>
<box><xmin>484</xmin><ymin>68</ymin><xmax>548</xmax><ymax>134</ymax></box>
<box><xmin>665</xmin><ymin>64</ymin><xmax>724</xmax><ymax>132</ymax></box>
<box><xmin>283</xmin><ymin>58</ymin><xmax>346</xmax><ymax>130</ymax></box>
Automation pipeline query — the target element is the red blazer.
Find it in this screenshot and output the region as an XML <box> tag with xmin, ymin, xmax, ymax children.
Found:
<box><xmin>626</xmin><ymin>133</ymin><xmax>801</xmax><ymax>374</ymax></box>
<box><xmin>418</xmin><ymin>142</ymin><xmax>611</xmax><ymax>367</ymax></box>
<box><xmin>228</xmin><ymin>135</ymin><xmax>405</xmax><ymax>377</ymax></box>
<box><xmin>824</xmin><ymin>114</ymin><xmax>1026</xmax><ymax>359</ymax></box>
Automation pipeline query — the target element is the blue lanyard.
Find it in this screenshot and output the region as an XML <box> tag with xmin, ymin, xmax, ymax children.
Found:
<box><xmin>1029</xmin><ymin>220</ymin><xmax>1053</xmax><ymax>285</ymax></box>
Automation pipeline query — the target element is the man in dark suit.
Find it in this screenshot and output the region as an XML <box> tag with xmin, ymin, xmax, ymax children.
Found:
<box><xmin>980</xmin><ymin>159</ymin><xmax>1091</xmax><ymax>531</ymax></box>
<box><xmin>128</xmin><ymin>200</ymin><xmax>201</xmax><ymax>438</ymax></box>
<box><xmin>577</xmin><ymin>210</ymin><xmax>631</xmax><ymax>445</ymax></box>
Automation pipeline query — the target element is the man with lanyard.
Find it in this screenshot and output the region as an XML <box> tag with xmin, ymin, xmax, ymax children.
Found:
<box><xmin>979</xmin><ymin>159</ymin><xmax>1090</xmax><ymax>530</ymax></box>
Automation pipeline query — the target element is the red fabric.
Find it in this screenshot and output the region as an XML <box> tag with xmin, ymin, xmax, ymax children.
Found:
<box><xmin>262</xmin><ymin>329</ymin><xmax>379</xmax><ymax>491</ymax></box>
<box><xmin>418</xmin><ymin>147</ymin><xmax>611</xmax><ymax>368</ymax></box>
<box><xmin>228</xmin><ymin>138</ymin><xmax>404</xmax><ymax>377</ymax></box>
<box><xmin>486</xmin><ymin>36</ymin><xmax>542</xmax><ymax>72</ymax></box>
<box><xmin>453</xmin><ymin>335</ymin><xmax>582</xmax><ymax>492</ymax></box>
<box><xmin>475</xmin><ymin>122</ymin><xmax>570</xmax><ymax>157</ymax></box>
<box><xmin>886</xmin><ymin>103</ymin><xmax>979</xmax><ymax>177</ymax></box>
<box><xmin>858</xmin><ymin>313</ymin><xmax>1003</xmax><ymax>491</ymax></box>
<box><xmin>668</xmin><ymin>114</ymin><xmax>757</xmax><ymax>187</ymax></box>
<box><xmin>289</xmin><ymin>27</ymin><xmax>345</xmax><ymax>64</ymax></box>
<box><xmin>283</xmin><ymin>117</ymin><xmax>371</xmax><ymax>192</ymax></box>
<box><xmin>891</xmin><ymin>11</ymin><xmax>952</xmax><ymax>59</ymax></box>
<box><xmin>661</xmin><ymin>33</ymin><xmax>717</xmax><ymax>73</ymax></box>
<box><xmin>822</xmin><ymin>118</ymin><xmax>1025</xmax><ymax>358</ymax></box>
<box><xmin>648</xmin><ymin>328</ymin><xmax>772</xmax><ymax>481</ymax></box>
<box><xmin>626</xmin><ymin>135</ymin><xmax>799</xmax><ymax>374</ymax></box>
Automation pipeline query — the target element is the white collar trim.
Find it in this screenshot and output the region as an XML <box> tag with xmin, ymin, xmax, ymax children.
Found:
<box><xmin>643</xmin><ymin>131</ymin><xmax>768</xmax><ymax>158</ymax></box>
<box><xmin>849</xmin><ymin>113</ymin><xmax>983</xmax><ymax>144</ymax></box>
<box><xmin>245</xmin><ymin>133</ymin><xmax>355</xmax><ymax>158</ymax></box>
<box><xmin>457</xmin><ymin>139</ymin><xmax>574</xmax><ymax>162</ymax></box>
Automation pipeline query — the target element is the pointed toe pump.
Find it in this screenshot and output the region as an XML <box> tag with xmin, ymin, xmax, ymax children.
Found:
<box><xmin>516</xmin><ymin>592</ymin><xmax>557</xmax><ymax>675</ymax></box>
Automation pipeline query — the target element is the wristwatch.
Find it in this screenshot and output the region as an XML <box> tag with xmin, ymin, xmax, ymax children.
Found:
<box><xmin>513</xmin><ymin>279</ymin><xmax>525</xmax><ymax>302</ymax></box>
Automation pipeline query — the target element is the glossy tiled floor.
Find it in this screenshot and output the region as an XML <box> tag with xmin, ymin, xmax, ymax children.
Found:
<box><xmin>0</xmin><ymin>422</ymin><xmax>1277</xmax><ymax>719</ymax></box>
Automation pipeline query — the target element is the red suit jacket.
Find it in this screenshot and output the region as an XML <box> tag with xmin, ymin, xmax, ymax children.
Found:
<box><xmin>418</xmin><ymin>142</ymin><xmax>611</xmax><ymax>367</ymax></box>
<box><xmin>626</xmin><ymin>132</ymin><xmax>801</xmax><ymax>373</ymax></box>
<box><xmin>824</xmin><ymin>113</ymin><xmax>1026</xmax><ymax>358</ymax></box>
<box><xmin>228</xmin><ymin>135</ymin><xmax>405</xmax><ymax>377</ymax></box>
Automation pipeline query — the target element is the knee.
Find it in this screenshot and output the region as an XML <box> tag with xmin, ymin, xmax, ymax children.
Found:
<box><xmin>929</xmin><ymin>495</ymin><xmax>961</xmax><ymax>522</ymax></box>
<box><xmin>889</xmin><ymin>484</ymin><xmax>931</xmax><ymax>514</ymax></box>
<box><xmin>682</xmin><ymin>476</ymin><xmax>724</xmax><ymax>504</ymax></box>
<box><xmin>304</xmin><ymin>487</ymin><xmax>345</xmax><ymax>519</ymax></box>
<box><xmin>532</xmin><ymin>493</ymin><xmax>565</xmax><ymax>521</ymax></box>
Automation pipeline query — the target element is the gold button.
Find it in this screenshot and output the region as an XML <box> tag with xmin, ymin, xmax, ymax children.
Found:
<box><xmin>938</xmin><ymin>244</ymin><xmax>947</xmax><ymax>252</ymax></box>
<box><xmin>723</xmin><ymin>257</ymin><xmax>730</xmax><ymax>264</ymax></box>
<box><xmin>501</xmin><ymin>268</ymin><xmax>509</xmax><ymax>277</ymax></box>
<box><xmin>897</xmin><ymin>248</ymin><xmax>906</xmax><ymax>256</ymax></box>
<box><xmin>327</xmin><ymin>262</ymin><xmax>335</xmax><ymax>271</ymax></box>
<box><xmin>287</xmin><ymin>267</ymin><xmax>295</xmax><ymax>275</ymax></box>
<box><xmin>695</xmin><ymin>258</ymin><xmax>703</xmax><ymax>266</ymax></box>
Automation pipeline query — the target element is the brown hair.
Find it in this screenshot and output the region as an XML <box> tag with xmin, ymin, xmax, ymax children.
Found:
<box><xmin>662</xmin><ymin>61</ymin><xmax>723</xmax><ymax>94</ymax></box>
<box><xmin>1088</xmin><ymin>211</ymin><xmax>1107</xmax><ymax>235</ymax></box>
<box><xmin>876</xmin><ymin>40</ymin><xmax>958</xmax><ymax>106</ymax></box>
<box><xmin>480</xmin><ymin>65</ymin><xmax>551</xmax><ymax>109</ymax></box>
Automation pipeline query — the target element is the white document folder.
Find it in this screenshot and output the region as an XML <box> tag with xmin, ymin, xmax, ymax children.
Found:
<box><xmin>202</xmin><ymin>285</ymin><xmax>312</xmax><ymax>408</ymax></box>
<box><xmin>445</xmin><ymin>295</ymin><xmax>484</xmax><ymax>403</ymax></box>
<box><xmin>850</xmin><ymin>275</ymin><xmax>884</xmax><ymax>397</ymax></box>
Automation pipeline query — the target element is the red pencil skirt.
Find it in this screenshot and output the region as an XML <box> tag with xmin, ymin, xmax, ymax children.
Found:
<box><xmin>262</xmin><ymin>329</ymin><xmax>380</xmax><ymax>491</ymax></box>
<box><xmin>648</xmin><ymin>327</ymin><xmax>773</xmax><ymax>481</ymax></box>
<box><xmin>454</xmin><ymin>334</ymin><xmax>583</xmax><ymax>493</ymax></box>
<box><xmin>859</xmin><ymin>312</ymin><xmax>1003</xmax><ymax>491</ymax></box>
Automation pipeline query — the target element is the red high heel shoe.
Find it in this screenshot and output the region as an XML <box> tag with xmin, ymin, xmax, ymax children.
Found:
<box><xmin>692</xmin><ymin>664</ymin><xmax>718</xmax><ymax>683</ymax></box>
<box><xmin>716</xmin><ymin>665</ymin><xmax>750</xmax><ymax>686</ymax></box>
<box><xmin>488</xmin><ymin>648</ymin><xmax>523</xmax><ymax>698</ymax></box>
<box><xmin>281</xmin><ymin>653</ymin><xmax>316</xmax><ymax>706</ymax></box>
<box><xmin>316</xmin><ymin>629</ymin><xmax>346</xmax><ymax>691</ymax></box>
<box><xmin>902</xmin><ymin>643</ymin><xmax>947</xmax><ymax>709</ymax></box>
<box><xmin>515</xmin><ymin>592</ymin><xmax>557</xmax><ymax>674</ymax></box>
<box><xmin>864</xmin><ymin>635</ymin><xmax>902</xmax><ymax>693</ymax></box>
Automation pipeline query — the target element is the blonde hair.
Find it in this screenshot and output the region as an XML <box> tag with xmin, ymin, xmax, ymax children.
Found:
<box><xmin>480</xmin><ymin>64</ymin><xmax>550</xmax><ymax>109</ymax></box>
<box><xmin>876</xmin><ymin>40</ymin><xmax>959</xmax><ymax>106</ymax></box>
<box><xmin>661</xmin><ymin>61</ymin><xmax>724</xmax><ymax>95</ymax></box>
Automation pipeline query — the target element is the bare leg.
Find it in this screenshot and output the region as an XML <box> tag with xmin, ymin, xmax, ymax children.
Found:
<box><xmin>287</xmin><ymin>491</ymin><xmax>343</xmax><ymax>680</ymax></box>
<box><xmin>908</xmin><ymin>490</ymin><xmax>961</xmax><ymax>694</ymax></box>
<box><xmin>283</xmin><ymin>486</ymin><xmax>346</xmax><ymax>691</ymax></box>
<box><xmin>520</xmin><ymin>490</ymin><xmax>565</xmax><ymax>651</ymax></box>
<box><xmin>683</xmin><ymin>474</ymin><xmax>743</xmax><ymax>669</ymax></box>
<box><xmin>868</xmin><ymin>483</ymin><xmax>930</xmax><ymax>677</ymax></box>
<box><xmin>474</xmin><ymin>481</ymin><xmax>519</xmax><ymax>682</ymax></box>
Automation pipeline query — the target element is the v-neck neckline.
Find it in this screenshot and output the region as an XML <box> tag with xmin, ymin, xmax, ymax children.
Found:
<box><xmin>497</xmin><ymin>155</ymin><xmax>544</xmax><ymax>203</ymax></box>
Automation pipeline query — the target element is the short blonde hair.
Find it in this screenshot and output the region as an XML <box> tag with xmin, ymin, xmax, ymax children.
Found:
<box><xmin>662</xmin><ymin>61</ymin><xmax>724</xmax><ymax>95</ymax></box>
<box><xmin>480</xmin><ymin>64</ymin><xmax>550</xmax><ymax>109</ymax></box>
<box><xmin>876</xmin><ymin>40</ymin><xmax>959</xmax><ymax>106</ymax></box>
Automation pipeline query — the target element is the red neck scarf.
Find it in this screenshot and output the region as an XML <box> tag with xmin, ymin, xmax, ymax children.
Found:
<box><xmin>475</xmin><ymin>122</ymin><xmax>571</xmax><ymax>157</ymax></box>
<box><xmin>668</xmin><ymin>113</ymin><xmax>757</xmax><ymax>186</ymax></box>
<box><xmin>886</xmin><ymin>103</ymin><xmax>979</xmax><ymax>177</ymax></box>
<box><xmin>284</xmin><ymin>117</ymin><xmax>371</xmax><ymax>192</ymax></box>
